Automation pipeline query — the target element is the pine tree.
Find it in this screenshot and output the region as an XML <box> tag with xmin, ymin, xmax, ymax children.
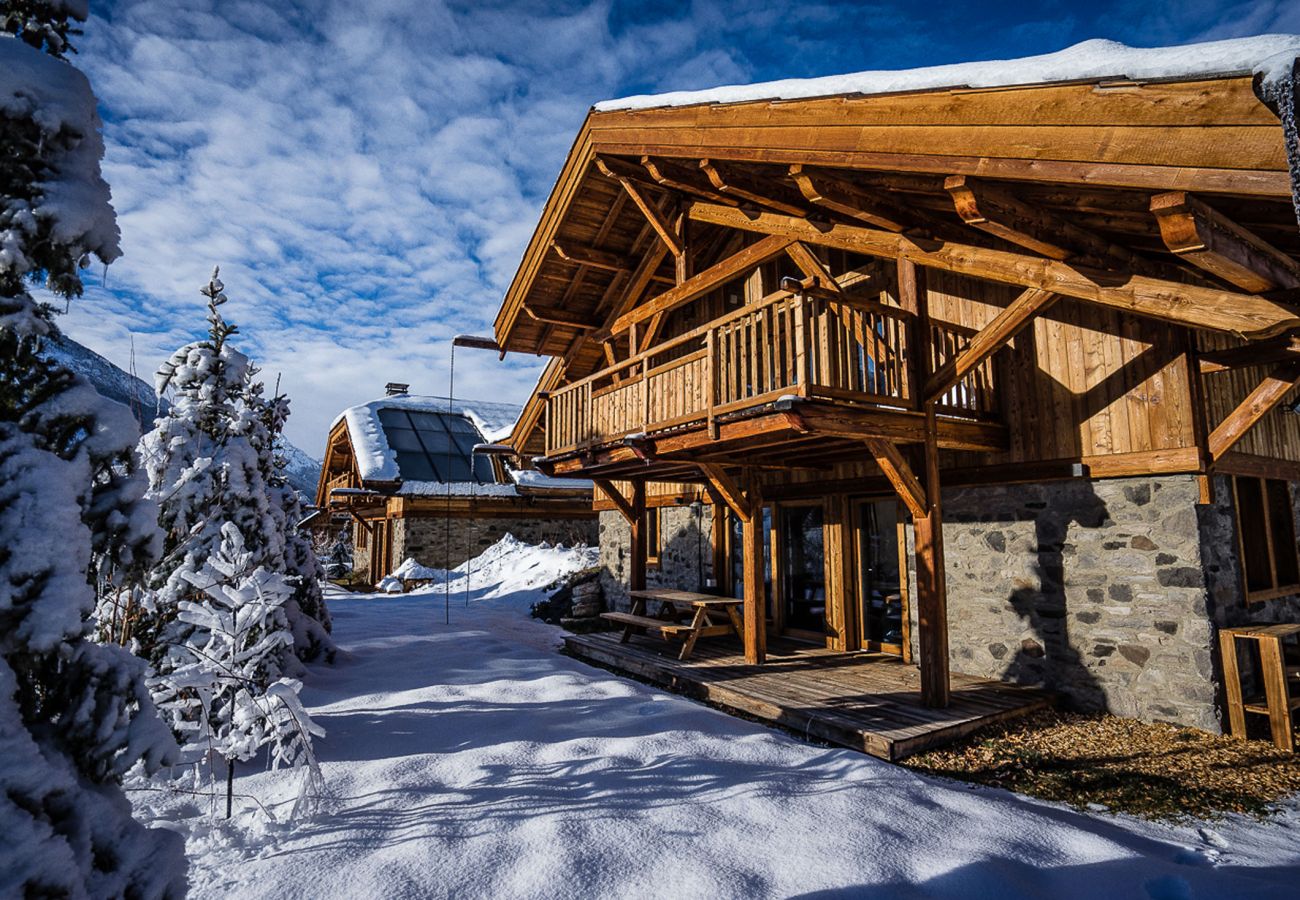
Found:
<box><xmin>135</xmin><ymin>271</ymin><xmax>332</xmax><ymax>672</ymax></box>
<box><xmin>0</xmin><ymin>4</ymin><xmax>186</xmax><ymax>894</ymax></box>
<box><xmin>150</xmin><ymin>524</ymin><xmax>324</xmax><ymax>819</ymax></box>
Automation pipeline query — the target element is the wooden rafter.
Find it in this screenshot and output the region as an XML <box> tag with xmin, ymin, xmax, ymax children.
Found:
<box><xmin>923</xmin><ymin>288</ymin><xmax>1057</xmax><ymax>402</ymax></box>
<box><xmin>592</xmin><ymin>479</ymin><xmax>637</xmax><ymax>524</ymax></box>
<box><xmin>605</xmin><ymin>234</ymin><xmax>794</xmax><ymax>337</ymax></box>
<box><xmin>864</xmin><ymin>439</ymin><xmax>927</xmax><ymax>518</ymax></box>
<box><xmin>551</xmin><ymin>240</ymin><xmax>632</xmax><ymax>273</ymax></box>
<box><xmin>687</xmin><ymin>203</ymin><xmax>1300</xmax><ymax>339</ymax></box>
<box><xmin>1207</xmin><ymin>363</ymin><xmax>1300</xmax><ymax>461</ymax></box>
<box><xmin>698</xmin><ymin>463</ymin><xmax>752</xmax><ymax>523</ymax></box>
<box><xmin>524</xmin><ymin>303</ymin><xmax>592</xmax><ymax>329</ymax></box>
<box><xmin>788</xmin><ymin>164</ymin><xmax>912</xmax><ymax>232</ymax></box>
<box><xmin>699</xmin><ymin>159</ymin><xmax>806</xmax><ymax>215</ymax></box>
<box><xmin>943</xmin><ymin>175</ymin><xmax>1133</xmax><ymax>268</ymax></box>
<box><xmin>642</xmin><ymin>155</ymin><xmax>740</xmax><ymax>206</ymax></box>
<box><xmin>1150</xmin><ymin>191</ymin><xmax>1300</xmax><ymax>292</ymax></box>
<box><xmin>595</xmin><ymin>157</ymin><xmax>685</xmax><ymax>257</ymax></box>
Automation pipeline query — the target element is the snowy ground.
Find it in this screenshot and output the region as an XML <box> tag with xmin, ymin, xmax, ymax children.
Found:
<box><xmin>131</xmin><ymin>539</ymin><xmax>1300</xmax><ymax>900</ymax></box>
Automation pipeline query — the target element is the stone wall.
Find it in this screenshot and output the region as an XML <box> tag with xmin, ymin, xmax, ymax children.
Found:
<box><xmin>914</xmin><ymin>474</ymin><xmax>1221</xmax><ymax>731</ymax></box>
<box><xmin>392</xmin><ymin>513</ymin><xmax>597</xmax><ymax>571</ymax></box>
<box><xmin>598</xmin><ymin>505</ymin><xmax>717</xmax><ymax>609</ymax></box>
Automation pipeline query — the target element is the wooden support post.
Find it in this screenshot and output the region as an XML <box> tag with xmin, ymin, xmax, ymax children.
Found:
<box><xmin>902</xmin><ymin>257</ymin><xmax>950</xmax><ymax>708</ymax></box>
<box><xmin>914</xmin><ymin>407</ymin><xmax>950</xmax><ymax>708</ymax></box>
<box><xmin>630</xmin><ymin>481</ymin><xmax>647</xmax><ymax>593</ymax></box>
<box><xmin>741</xmin><ymin>475</ymin><xmax>766</xmax><ymax>665</ymax></box>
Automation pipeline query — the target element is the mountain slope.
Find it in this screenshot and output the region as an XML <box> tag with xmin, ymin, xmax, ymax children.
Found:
<box><xmin>42</xmin><ymin>333</ymin><xmax>322</xmax><ymax>495</ymax></box>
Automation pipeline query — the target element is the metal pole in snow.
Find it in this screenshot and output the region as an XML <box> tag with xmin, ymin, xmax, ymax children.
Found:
<box><xmin>445</xmin><ymin>343</ymin><xmax>454</xmax><ymax>627</ymax></box>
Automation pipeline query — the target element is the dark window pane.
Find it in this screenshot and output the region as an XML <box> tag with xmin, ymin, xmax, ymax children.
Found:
<box><xmin>472</xmin><ymin>455</ymin><xmax>494</xmax><ymax>482</ymax></box>
<box><xmin>394</xmin><ymin>450</ymin><xmax>438</xmax><ymax>481</ymax></box>
<box><xmin>1236</xmin><ymin>477</ymin><xmax>1273</xmax><ymax>594</ymax></box>
<box><xmin>384</xmin><ymin>427</ymin><xmax>425</xmax><ymax>452</ymax></box>
<box><xmin>406</xmin><ymin>411</ymin><xmax>448</xmax><ymax>431</ymax></box>
<box><xmin>443</xmin><ymin>415</ymin><xmax>479</xmax><ymax>434</ymax></box>
<box><xmin>376</xmin><ymin>408</ymin><xmax>411</xmax><ymax>429</ymax></box>
<box><xmin>1268</xmin><ymin>479</ymin><xmax>1299</xmax><ymax>587</ymax></box>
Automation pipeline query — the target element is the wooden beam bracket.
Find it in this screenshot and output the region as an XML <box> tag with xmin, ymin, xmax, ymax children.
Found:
<box><xmin>699</xmin><ymin>463</ymin><xmax>752</xmax><ymax>524</ymax></box>
<box><xmin>923</xmin><ymin>288</ymin><xmax>1057</xmax><ymax>403</ymax></box>
<box><xmin>1151</xmin><ymin>191</ymin><xmax>1300</xmax><ymax>292</ymax></box>
<box><xmin>864</xmin><ymin>439</ymin><xmax>928</xmax><ymax>519</ymax></box>
<box><xmin>1207</xmin><ymin>362</ymin><xmax>1300</xmax><ymax>461</ymax></box>
<box><xmin>593</xmin><ymin>478</ymin><xmax>637</xmax><ymax>525</ymax></box>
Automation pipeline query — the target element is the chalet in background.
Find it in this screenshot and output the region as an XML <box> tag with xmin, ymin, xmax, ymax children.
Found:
<box><xmin>316</xmin><ymin>385</ymin><xmax>596</xmax><ymax>583</ymax></box>
<box><xmin>488</xmin><ymin>36</ymin><xmax>1300</xmax><ymax>753</ymax></box>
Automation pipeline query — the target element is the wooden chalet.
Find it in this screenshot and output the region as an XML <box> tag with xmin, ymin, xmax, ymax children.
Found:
<box><xmin>316</xmin><ymin>388</ymin><xmax>596</xmax><ymax>584</ymax></box>
<box><xmin>489</xmin><ymin>36</ymin><xmax>1300</xmax><ymax>752</ymax></box>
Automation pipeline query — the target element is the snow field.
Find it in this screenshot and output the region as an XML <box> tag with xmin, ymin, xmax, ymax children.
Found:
<box><xmin>130</xmin><ymin>539</ymin><xmax>1300</xmax><ymax>899</ymax></box>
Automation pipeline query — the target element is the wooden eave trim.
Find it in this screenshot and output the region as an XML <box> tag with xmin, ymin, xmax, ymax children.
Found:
<box><xmin>315</xmin><ymin>418</ymin><xmax>360</xmax><ymax>508</ymax></box>
<box><xmin>494</xmin><ymin>113</ymin><xmax>596</xmax><ymax>350</ymax></box>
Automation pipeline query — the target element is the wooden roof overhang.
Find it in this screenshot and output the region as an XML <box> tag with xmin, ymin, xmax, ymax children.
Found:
<box><xmin>494</xmin><ymin>73</ymin><xmax>1300</xmax><ymax>379</ymax></box>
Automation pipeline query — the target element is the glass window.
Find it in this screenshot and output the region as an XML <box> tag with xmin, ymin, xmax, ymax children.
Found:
<box><xmin>1233</xmin><ymin>476</ymin><xmax>1300</xmax><ymax>601</ymax></box>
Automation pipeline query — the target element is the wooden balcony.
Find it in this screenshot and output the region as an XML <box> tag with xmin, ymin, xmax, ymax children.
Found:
<box><xmin>543</xmin><ymin>290</ymin><xmax>1002</xmax><ymax>471</ymax></box>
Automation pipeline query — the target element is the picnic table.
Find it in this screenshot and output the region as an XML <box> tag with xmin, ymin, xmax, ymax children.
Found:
<box><xmin>601</xmin><ymin>589</ymin><xmax>744</xmax><ymax>660</ymax></box>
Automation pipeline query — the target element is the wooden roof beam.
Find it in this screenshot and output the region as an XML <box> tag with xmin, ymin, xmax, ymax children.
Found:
<box><xmin>784</xmin><ymin>243</ymin><xmax>844</xmax><ymax>294</ymax></box>
<box><xmin>788</xmin><ymin>164</ymin><xmax>912</xmax><ymax>232</ymax></box>
<box><xmin>943</xmin><ymin>175</ymin><xmax>1137</xmax><ymax>270</ymax></box>
<box><xmin>524</xmin><ymin>304</ymin><xmax>592</xmax><ymax>329</ymax></box>
<box><xmin>1151</xmin><ymin>191</ymin><xmax>1300</xmax><ymax>293</ymax></box>
<box><xmin>1207</xmin><ymin>362</ymin><xmax>1300</xmax><ymax>461</ymax></box>
<box><xmin>924</xmin><ymin>288</ymin><xmax>1057</xmax><ymax>403</ymax></box>
<box><xmin>551</xmin><ymin>241</ymin><xmax>633</xmax><ymax>274</ymax></box>
<box><xmin>699</xmin><ymin>159</ymin><xmax>807</xmax><ymax>216</ymax></box>
<box><xmin>594</xmin><ymin>157</ymin><xmax>685</xmax><ymax>257</ymax></box>
<box><xmin>688</xmin><ymin>203</ymin><xmax>1300</xmax><ymax>340</ymax></box>
<box><xmin>641</xmin><ymin>156</ymin><xmax>740</xmax><ymax>207</ymax></box>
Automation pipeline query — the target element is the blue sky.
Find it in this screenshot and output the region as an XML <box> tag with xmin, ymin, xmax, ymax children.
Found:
<box><xmin>61</xmin><ymin>0</ymin><xmax>1299</xmax><ymax>454</ymax></box>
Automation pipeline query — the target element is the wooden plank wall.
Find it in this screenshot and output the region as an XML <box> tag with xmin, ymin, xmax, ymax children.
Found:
<box><xmin>923</xmin><ymin>270</ymin><xmax>1197</xmax><ymax>464</ymax></box>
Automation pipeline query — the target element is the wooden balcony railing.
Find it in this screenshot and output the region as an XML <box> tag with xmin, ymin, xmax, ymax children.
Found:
<box><xmin>544</xmin><ymin>290</ymin><xmax>1000</xmax><ymax>456</ymax></box>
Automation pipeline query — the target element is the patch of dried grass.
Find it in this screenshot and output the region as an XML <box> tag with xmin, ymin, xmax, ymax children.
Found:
<box><xmin>907</xmin><ymin>710</ymin><xmax>1300</xmax><ymax>820</ymax></box>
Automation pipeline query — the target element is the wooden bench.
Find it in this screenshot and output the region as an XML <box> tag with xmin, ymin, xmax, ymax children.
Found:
<box><xmin>602</xmin><ymin>590</ymin><xmax>744</xmax><ymax>660</ymax></box>
<box><xmin>1220</xmin><ymin>623</ymin><xmax>1300</xmax><ymax>751</ymax></box>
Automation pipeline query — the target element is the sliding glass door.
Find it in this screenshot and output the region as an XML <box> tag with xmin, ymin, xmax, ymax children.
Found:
<box><xmin>779</xmin><ymin>504</ymin><xmax>826</xmax><ymax>640</ymax></box>
<box><xmin>855</xmin><ymin>499</ymin><xmax>905</xmax><ymax>654</ymax></box>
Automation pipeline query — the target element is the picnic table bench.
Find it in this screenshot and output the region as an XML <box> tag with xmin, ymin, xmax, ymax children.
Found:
<box><xmin>601</xmin><ymin>589</ymin><xmax>744</xmax><ymax>660</ymax></box>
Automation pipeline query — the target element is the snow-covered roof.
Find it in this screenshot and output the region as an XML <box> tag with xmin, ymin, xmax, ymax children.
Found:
<box><xmin>334</xmin><ymin>392</ymin><xmax>590</xmax><ymax>497</ymax></box>
<box><xmin>334</xmin><ymin>393</ymin><xmax>522</xmax><ymax>483</ymax></box>
<box><xmin>596</xmin><ymin>36</ymin><xmax>1300</xmax><ymax>112</ymax></box>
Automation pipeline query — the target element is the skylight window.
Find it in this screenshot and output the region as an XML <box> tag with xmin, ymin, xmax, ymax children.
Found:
<box><xmin>376</xmin><ymin>408</ymin><xmax>494</xmax><ymax>484</ymax></box>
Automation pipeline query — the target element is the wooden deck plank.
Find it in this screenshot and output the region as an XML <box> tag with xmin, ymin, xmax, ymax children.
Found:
<box><xmin>563</xmin><ymin>632</ymin><xmax>1051</xmax><ymax>761</ymax></box>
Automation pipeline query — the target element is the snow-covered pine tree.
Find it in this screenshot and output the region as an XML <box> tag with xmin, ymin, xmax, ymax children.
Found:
<box><xmin>248</xmin><ymin>376</ymin><xmax>333</xmax><ymax>661</ymax></box>
<box><xmin>136</xmin><ymin>271</ymin><xmax>332</xmax><ymax>671</ymax></box>
<box><xmin>151</xmin><ymin>523</ymin><xmax>324</xmax><ymax>819</ymax></box>
<box><xmin>0</xmin><ymin>3</ymin><xmax>187</xmax><ymax>895</ymax></box>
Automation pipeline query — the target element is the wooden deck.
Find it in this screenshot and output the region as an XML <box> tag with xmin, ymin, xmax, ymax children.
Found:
<box><xmin>564</xmin><ymin>632</ymin><xmax>1053</xmax><ymax>761</ymax></box>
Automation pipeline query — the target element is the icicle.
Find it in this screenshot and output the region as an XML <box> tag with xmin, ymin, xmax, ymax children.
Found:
<box><xmin>1258</xmin><ymin>57</ymin><xmax>1300</xmax><ymax>231</ymax></box>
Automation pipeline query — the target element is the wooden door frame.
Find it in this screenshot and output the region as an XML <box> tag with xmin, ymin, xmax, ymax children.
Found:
<box><xmin>849</xmin><ymin>495</ymin><xmax>911</xmax><ymax>660</ymax></box>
